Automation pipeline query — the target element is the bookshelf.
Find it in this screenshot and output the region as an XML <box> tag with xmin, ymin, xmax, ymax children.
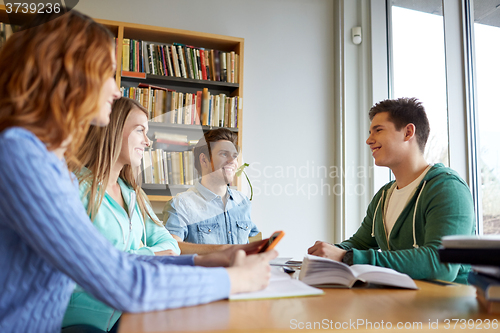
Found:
<box><xmin>0</xmin><ymin>5</ymin><xmax>245</xmax><ymax>204</ymax></box>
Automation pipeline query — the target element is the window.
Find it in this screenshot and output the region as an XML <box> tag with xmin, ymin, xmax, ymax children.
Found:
<box><xmin>382</xmin><ymin>0</ymin><xmax>500</xmax><ymax>235</ymax></box>
<box><xmin>389</xmin><ymin>0</ymin><xmax>449</xmax><ymax>166</ymax></box>
<box><xmin>474</xmin><ymin>2</ymin><xmax>500</xmax><ymax>234</ymax></box>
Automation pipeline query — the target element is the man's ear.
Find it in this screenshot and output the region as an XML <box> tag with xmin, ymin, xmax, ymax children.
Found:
<box><xmin>404</xmin><ymin>123</ymin><xmax>416</xmax><ymax>142</ymax></box>
<box><xmin>200</xmin><ymin>153</ymin><xmax>209</xmax><ymax>168</ymax></box>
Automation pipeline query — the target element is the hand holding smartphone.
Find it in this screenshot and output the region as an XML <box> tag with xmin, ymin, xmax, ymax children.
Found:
<box><xmin>258</xmin><ymin>231</ymin><xmax>285</xmax><ymax>253</ymax></box>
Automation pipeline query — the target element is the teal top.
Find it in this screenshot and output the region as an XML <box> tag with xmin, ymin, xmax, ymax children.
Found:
<box><xmin>62</xmin><ymin>174</ymin><xmax>180</xmax><ymax>331</ymax></box>
<box><xmin>337</xmin><ymin>164</ymin><xmax>475</xmax><ymax>284</ymax></box>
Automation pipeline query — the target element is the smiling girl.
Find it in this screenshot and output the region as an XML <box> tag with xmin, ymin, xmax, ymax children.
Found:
<box><xmin>63</xmin><ymin>98</ymin><xmax>180</xmax><ymax>332</ymax></box>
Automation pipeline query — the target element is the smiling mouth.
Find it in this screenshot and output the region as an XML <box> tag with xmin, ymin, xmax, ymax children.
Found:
<box><xmin>372</xmin><ymin>147</ymin><xmax>380</xmax><ymax>155</ymax></box>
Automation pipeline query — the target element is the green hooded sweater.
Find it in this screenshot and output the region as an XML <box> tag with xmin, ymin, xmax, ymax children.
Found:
<box><xmin>337</xmin><ymin>164</ymin><xmax>475</xmax><ymax>284</ymax></box>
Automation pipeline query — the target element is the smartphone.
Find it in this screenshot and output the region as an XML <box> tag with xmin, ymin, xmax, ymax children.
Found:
<box><xmin>258</xmin><ymin>231</ymin><xmax>285</xmax><ymax>253</ymax></box>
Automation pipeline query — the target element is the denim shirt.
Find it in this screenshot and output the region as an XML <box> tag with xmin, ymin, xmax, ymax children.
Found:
<box><xmin>163</xmin><ymin>181</ymin><xmax>259</xmax><ymax>244</ymax></box>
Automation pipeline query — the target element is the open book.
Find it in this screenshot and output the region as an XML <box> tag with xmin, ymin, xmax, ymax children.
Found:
<box><xmin>229</xmin><ymin>266</ymin><xmax>324</xmax><ymax>301</ymax></box>
<box><xmin>298</xmin><ymin>254</ymin><xmax>418</xmax><ymax>289</ymax></box>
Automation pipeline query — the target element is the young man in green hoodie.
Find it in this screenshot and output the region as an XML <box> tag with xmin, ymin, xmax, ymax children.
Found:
<box><xmin>308</xmin><ymin>97</ymin><xmax>475</xmax><ymax>283</ymax></box>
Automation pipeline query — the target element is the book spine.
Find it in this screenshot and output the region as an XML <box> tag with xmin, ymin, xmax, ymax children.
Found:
<box><xmin>214</xmin><ymin>50</ymin><xmax>221</xmax><ymax>81</ymax></box>
<box><xmin>176</xmin><ymin>45</ymin><xmax>187</xmax><ymax>78</ymax></box>
<box><xmin>199</xmin><ymin>48</ymin><xmax>207</xmax><ymax>80</ymax></box>
<box><xmin>201</xmin><ymin>88</ymin><xmax>210</xmax><ymax>126</ymax></box>
<box><xmin>165</xmin><ymin>45</ymin><xmax>173</xmax><ymax>77</ymax></box>
<box><xmin>160</xmin><ymin>45</ymin><xmax>167</xmax><ymax>76</ymax></box>
<box><xmin>196</xmin><ymin>49</ymin><xmax>203</xmax><ymax>80</ymax></box>
<box><xmin>195</xmin><ymin>91</ymin><xmax>202</xmax><ymax>125</ymax></box>
<box><xmin>230</xmin><ymin>51</ymin><xmax>235</xmax><ymax>83</ymax></box>
<box><xmin>220</xmin><ymin>51</ymin><xmax>227</xmax><ymax>82</ymax></box>
<box><xmin>205</xmin><ymin>50</ymin><xmax>211</xmax><ymax>81</ymax></box>
<box><xmin>122</xmin><ymin>38</ymin><xmax>130</xmax><ymax>71</ymax></box>
<box><xmin>171</xmin><ymin>45</ymin><xmax>181</xmax><ymax>77</ymax></box>
<box><xmin>166</xmin><ymin>152</ymin><xmax>173</xmax><ymax>185</ymax></box>
<box><xmin>148</xmin><ymin>44</ymin><xmax>155</xmax><ymax>75</ymax></box>
<box><xmin>185</xmin><ymin>47</ymin><xmax>194</xmax><ymax>79</ymax></box>
<box><xmin>129</xmin><ymin>39</ymin><xmax>134</xmax><ymax>72</ymax></box>
<box><xmin>191</xmin><ymin>47</ymin><xmax>199</xmax><ymax>80</ymax></box>
<box><xmin>178</xmin><ymin>152</ymin><xmax>185</xmax><ymax>185</ymax></box>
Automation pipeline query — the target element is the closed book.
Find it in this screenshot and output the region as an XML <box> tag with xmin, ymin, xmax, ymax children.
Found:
<box><xmin>230</xmin><ymin>51</ymin><xmax>235</xmax><ymax>83</ymax></box>
<box><xmin>170</xmin><ymin>152</ymin><xmax>180</xmax><ymax>185</ymax></box>
<box><xmin>164</xmin><ymin>45</ymin><xmax>173</xmax><ymax>77</ymax></box>
<box><xmin>214</xmin><ymin>50</ymin><xmax>221</xmax><ymax>81</ymax></box>
<box><xmin>187</xmin><ymin>150</ymin><xmax>194</xmax><ymax>185</ymax></box>
<box><xmin>178</xmin><ymin>152</ymin><xmax>185</xmax><ymax>185</ymax></box>
<box><xmin>201</xmin><ymin>88</ymin><xmax>210</xmax><ymax>126</ymax></box>
<box><xmin>162</xmin><ymin>151</ymin><xmax>169</xmax><ymax>185</ymax></box>
<box><xmin>185</xmin><ymin>46</ymin><xmax>195</xmax><ymax>79</ymax></box>
<box><xmin>166</xmin><ymin>152</ymin><xmax>173</xmax><ymax>185</ymax></box>
<box><xmin>148</xmin><ymin>44</ymin><xmax>156</xmax><ymax>75</ymax></box>
<box><xmin>151</xmin><ymin>150</ymin><xmax>160</xmax><ymax>184</ymax></box>
<box><xmin>195</xmin><ymin>91</ymin><xmax>202</xmax><ymax>125</ymax></box>
<box><xmin>184</xmin><ymin>93</ymin><xmax>192</xmax><ymax>125</ymax></box>
<box><xmin>177</xmin><ymin>92</ymin><xmax>184</xmax><ymax>124</ymax></box>
<box><xmin>160</xmin><ymin>45</ymin><xmax>167</xmax><ymax>76</ymax></box>
<box><xmin>183</xmin><ymin>152</ymin><xmax>189</xmax><ymax>185</ymax></box>
<box><xmin>299</xmin><ymin>254</ymin><xmax>418</xmax><ymax>289</ymax></box>
<box><xmin>175</xmin><ymin>44</ymin><xmax>188</xmax><ymax>78</ymax></box>
<box><xmin>227</xmin><ymin>52</ymin><xmax>232</xmax><ymax>83</ymax></box>
<box><xmin>131</xmin><ymin>40</ymin><xmax>136</xmax><ymax>72</ymax></box>
<box><xmin>170</xmin><ymin>45</ymin><xmax>181</xmax><ymax>77</ymax></box>
<box><xmin>473</xmin><ymin>266</ymin><xmax>500</xmax><ymax>279</ymax></box>
<box><xmin>476</xmin><ymin>289</ymin><xmax>500</xmax><ymax>313</ymax></box>
<box><xmin>199</xmin><ymin>48</ymin><xmax>207</xmax><ymax>80</ymax></box>
<box><xmin>468</xmin><ymin>272</ymin><xmax>500</xmax><ymax>301</ymax></box>
<box><xmin>220</xmin><ymin>51</ymin><xmax>227</xmax><ymax>82</ymax></box>
<box><xmin>142</xmin><ymin>41</ymin><xmax>150</xmax><ymax>74</ymax></box>
<box><xmin>439</xmin><ymin>247</ymin><xmax>500</xmax><ymax>266</ymax></box>
<box><xmin>196</xmin><ymin>49</ymin><xmax>203</xmax><ymax>80</ymax></box>
<box><xmin>442</xmin><ymin>235</ymin><xmax>500</xmax><ymax>249</ymax></box>
<box><xmin>122</xmin><ymin>38</ymin><xmax>130</xmax><ymax>71</ymax></box>
<box><xmin>218</xmin><ymin>93</ymin><xmax>226</xmax><ymax>127</ymax></box>
<box><xmin>213</xmin><ymin>95</ymin><xmax>220</xmax><ymax>127</ymax></box>
<box><xmin>204</xmin><ymin>50</ymin><xmax>210</xmax><ymax>81</ymax></box>
<box><xmin>210</xmin><ymin>49</ymin><xmax>216</xmax><ymax>81</ymax></box>
<box><xmin>234</xmin><ymin>54</ymin><xmax>239</xmax><ymax>84</ymax></box>
<box><xmin>156</xmin><ymin>149</ymin><xmax>165</xmax><ymax>184</ymax></box>
<box><xmin>142</xmin><ymin>148</ymin><xmax>152</xmax><ymax>184</ymax></box>
<box><xmin>192</xmin><ymin>47</ymin><xmax>200</xmax><ymax>80</ymax></box>
<box><xmin>155</xmin><ymin>45</ymin><xmax>164</xmax><ymax>76</ymax></box>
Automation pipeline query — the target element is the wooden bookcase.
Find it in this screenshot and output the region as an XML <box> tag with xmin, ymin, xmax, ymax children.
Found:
<box><xmin>0</xmin><ymin>5</ymin><xmax>244</xmax><ymax>205</ymax></box>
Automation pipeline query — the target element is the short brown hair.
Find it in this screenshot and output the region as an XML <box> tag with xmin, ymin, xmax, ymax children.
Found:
<box><xmin>193</xmin><ymin>128</ymin><xmax>238</xmax><ymax>175</ymax></box>
<box><xmin>369</xmin><ymin>97</ymin><xmax>430</xmax><ymax>152</ymax></box>
<box><xmin>0</xmin><ymin>9</ymin><xmax>115</xmax><ymax>163</ymax></box>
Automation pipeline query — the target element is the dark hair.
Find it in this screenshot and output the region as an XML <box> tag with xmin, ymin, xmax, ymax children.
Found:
<box><xmin>193</xmin><ymin>128</ymin><xmax>239</xmax><ymax>175</ymax></box>
<box><xmin>369</xmin><ymin>97</ymin><xmax>430</xmax><ymax>152</ymax></box>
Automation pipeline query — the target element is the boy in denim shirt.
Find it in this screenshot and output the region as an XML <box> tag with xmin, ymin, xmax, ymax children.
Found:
<box><xmin>164</xmin><ymin>129</ymin><xmax>260</xmax><ymax>254</ymax></box>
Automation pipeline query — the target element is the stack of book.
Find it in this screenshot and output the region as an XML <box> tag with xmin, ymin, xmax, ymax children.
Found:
<box><xmin>121</xmin><ymin>85</ymin><xmax>240</xmax><ymax>128</ymax></box>
<box><xmin>122</xmin><ymin>39</ymin><xmax>239</xmax><ymax>83</ymax></box>
<box><xmin>439</xmin><ymin>235</ymin><xmax>500</xmax><ymax>314</ymax></box>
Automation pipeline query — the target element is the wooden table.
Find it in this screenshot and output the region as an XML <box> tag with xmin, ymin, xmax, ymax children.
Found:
<box><xmin>119</xmin><ymin>280</ymin><xmax>500</xmax><ymax>332</ymax></box>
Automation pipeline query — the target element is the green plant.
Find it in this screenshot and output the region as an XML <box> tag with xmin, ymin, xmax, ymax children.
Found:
<box><xmin>235</xmin><ymin>163</ymin><xmax>253</xmax><ymax>201</ymax></box>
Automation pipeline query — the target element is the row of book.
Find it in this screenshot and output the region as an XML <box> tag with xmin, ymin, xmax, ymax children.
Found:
<box><xmin>439</xmin><ymin>235</ymin><xmax>500</xmax><ymax>314</ymax></box>
<box><xmin>122</xmin><ymin>39</ymin><xmax>239</xmax><ymax>83</ymax></box>
<box><xmin>121</xmin><ymin>85</ymin><xmax>240</xmax><ymax>128</ymax></box>
<box><xmin>142</xmin><ymin>147</ymin><xmax>196</xmax><ymax>186</ymax></box>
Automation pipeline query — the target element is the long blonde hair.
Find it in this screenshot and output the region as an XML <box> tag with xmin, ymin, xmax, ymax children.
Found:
<box><xmin>69</xmin><ymin>97</ymin><xmax>161</xmax><ymax>226</ymax></box>
<box><xmin>0</xmin><ymin>10</ymin><xmax>114</xmax><ymax>163</ymax></box>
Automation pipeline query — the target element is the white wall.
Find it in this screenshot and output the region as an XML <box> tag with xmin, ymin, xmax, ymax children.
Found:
<box><xmin>76</xmin><ymin>0</ymin><xmax>336</xmax><ymax>259</ymax></box>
